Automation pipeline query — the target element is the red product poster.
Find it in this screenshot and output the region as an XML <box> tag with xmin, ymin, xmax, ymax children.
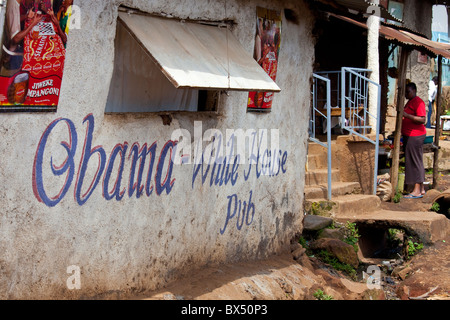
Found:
<box><xmin>247</xmin><ymin>7</ymin><xmax>281</xmax><ymax>112</ymax></box>
<box><xmin>0</xmin><ymin>0</ymin><xmax>71</xmax><ymax>112</ymax></box>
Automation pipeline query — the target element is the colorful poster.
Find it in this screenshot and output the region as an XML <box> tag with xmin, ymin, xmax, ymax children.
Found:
<box><xmin>0</xmin><ymin>0</ymin><xmax>72</xmax><ymax>112</ymax></box>
<box><xmin>247</xmin><ymin>7</ymin><xmax>281</xmax><ymax>112</ymax></box>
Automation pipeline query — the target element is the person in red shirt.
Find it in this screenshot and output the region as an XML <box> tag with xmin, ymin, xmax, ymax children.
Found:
<box><xmin>402</xmin><ymin>82</ymin><xmax>427</xmax><ymax>199</ymax></box>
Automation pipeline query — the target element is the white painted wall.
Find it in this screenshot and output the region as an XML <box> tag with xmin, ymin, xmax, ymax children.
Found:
<box><xmin>367</xmin><ymin>0</ymin><xmax>380</xmax><ymax>127</ymax></box>
<box><xmin>0</xmin><ymin>0</ymin><xmax>314</xmax><ymax>299</ymax></box>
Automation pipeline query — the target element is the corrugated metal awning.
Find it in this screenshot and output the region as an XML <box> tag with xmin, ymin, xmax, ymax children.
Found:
<box><xmin>117</xmin><ymin>11</ymin><xmax>281</xmax><ymax>92</ymax></box>
<box><xmin>314</xmin><ymin>0</ymin><xmax>402</xmax><ymax>23</ymax></box>
<box><xmin>329</xmin><ymin>13</ymin><xmax>450</xmax><ymax>59</ymax></box>
<box><xmin>381</xmin><ymin>27</ymin><xmax>450</xmax><ymax>58</ymax></box>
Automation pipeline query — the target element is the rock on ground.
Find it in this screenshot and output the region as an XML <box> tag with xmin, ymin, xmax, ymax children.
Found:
<box><xmin>309</xmin><ymin>238</ymin><xmax>360</xmax><ymax>268</ymax></box>
<box><xmin>303</xmin><ymin>215</ymin><xmax>333</xmax><ymax>231</ymax></box>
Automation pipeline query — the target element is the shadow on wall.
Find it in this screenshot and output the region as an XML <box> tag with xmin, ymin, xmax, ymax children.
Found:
<box><xmin>337</xmin><ymin>136</ymin><xmax>376</xmax><ymax>194</ymax></box>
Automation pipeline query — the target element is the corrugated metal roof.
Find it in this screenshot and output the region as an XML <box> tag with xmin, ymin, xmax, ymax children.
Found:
<box><xmin>382</xmin><ymin>28</ymin><xmax>450</xmax><ymax>58</ymax></box>
<box><xmin>329</xmin><ymin>13</ymin><xmax>450</xmax><ymax>59</ymax></box>
<box><xmin>314</xmin><ymin>0</ymin><xmax>402</xmax><ymax>22</ymax></box>
<box><xmin>117</xmin><ymin>11</ymin><xmax>281</xmax><ymax>92</ymax></box>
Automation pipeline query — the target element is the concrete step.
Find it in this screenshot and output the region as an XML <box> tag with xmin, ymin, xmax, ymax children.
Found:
<box><xmin>305</xmin><ymin>194</ymin><xmax>381</xmax><ymax>217</ymax></box>
<box><xmin>304</xmin><ymin>181</ymin><xmax>361</xmax><ymax>199</ymax></box>
<box><xmin>306</xmin><ymin>153</ymin><xmax>339</xmax><ymax>171</ymax></box>
<box><xmin>334</xmin><ymin>210</ymin><xmax>450</xmax><ymax>245</ymax></box>
<box><xmin>306</xmin><ymin>154</ymin><xmax>322</xmax><ymax>171</ymax></box>
<box><xmin>307</xmin><ymin>141</ymin><xmax>338</xmax><ymax>156</ymax></box>
<box><xmin>305</xmin><ymin>169</ymin><xmax>340</xmax><ymax>186</ymax></box>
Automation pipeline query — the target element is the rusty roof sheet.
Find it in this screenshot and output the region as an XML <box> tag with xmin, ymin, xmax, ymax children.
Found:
<box><xmin>329</xmin><ymin>13</ymin><xmax>450</xmax><ymax>59</ymax></box>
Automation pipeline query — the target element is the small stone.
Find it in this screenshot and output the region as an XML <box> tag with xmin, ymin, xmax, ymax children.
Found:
<box><xmin>318</xmin><ymin>228</ymin><xmax>346</xmax><ymax>241</ymax></box>
<box><xmin>163</xmin><ymin>293</ymin><xmax>177</xmax><ymax>300</ymax></box>
<box><xmin>309</xmin><ymin>238</ymin><xmax>359</xmax><ymax>268</ymax></box>
<box><xmin>303</xmin><ymin>215</ymin><xmax>333</xmax><ymax>231</ymax></box>
<box><xmin>396</xmin><ymin>285</ymin><xmax>410</xmax><ymax>300</ymax></box>
<box><xmin>395</xmin><ymin>266</ymin><xmax>413</xmax><ymax>280</ymax></box>
<box><xmin>296</xmin><ymin>254</ymin><xmax>314</xmax><ymax>270</ymax></box>
<box><xmin>292</xmin><ymin>247</ymin><xmax>306</xmax><ymax>260</ymax></box>
<box><xmin>290</xmin><ymin>242</ymin><xmax>303</xmax><ymax>252</ymax></box>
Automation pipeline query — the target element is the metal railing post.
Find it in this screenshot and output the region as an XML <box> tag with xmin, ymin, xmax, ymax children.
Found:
<box><xmin>326</xmin><ymin>78</ymin><xmax>332</xmax><ymax>201</ymax></box>
<box><xmin>310</xmin><ymin>73</ymin><xmax>332</xmax><ymax>200</ymax></box>
<box><xmin>340</xmin><ymin>67</ymin><xmax>381</xmax><ymax>195</ymax></box>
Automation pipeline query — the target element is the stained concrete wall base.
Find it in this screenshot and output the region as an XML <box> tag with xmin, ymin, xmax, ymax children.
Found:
<box><xmin>336</xmin><ymin>135</ymin><xmax>379</xmax><ymax>194</ymax></box>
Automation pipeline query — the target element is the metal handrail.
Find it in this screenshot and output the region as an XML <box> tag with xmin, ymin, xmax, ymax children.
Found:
<box><xmin>311</xmin><ymin>68</ymin><xmax>381</xmax><ymax>197</ymax></box>
<box><xmin>341</xmin><ymin>67</ymin><xmax>381</xmax><ymax>195</ymax></box>
<box><xmin>310</xmin><ymin>73</ymin><xmax>332</xmax><ymax>200</ymax></box>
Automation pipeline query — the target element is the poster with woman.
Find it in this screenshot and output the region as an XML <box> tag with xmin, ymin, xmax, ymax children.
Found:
<box><xmin>247</xmin><ymin>7</ymin><xmax>281</xmax><ymax>112</ymax></box>
<box><xmin>0</xmin><ymin>0</ymin><xmax>73</xmax><ymax>112</ymax></box>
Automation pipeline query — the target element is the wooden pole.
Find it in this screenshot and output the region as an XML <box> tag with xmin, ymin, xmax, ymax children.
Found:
<box><xmin>391</xmin><ymin>47</ymin><xmax>411</xmax><ymax>198</ymax></box>
<box><xmin>432</xmin><ymin>55</ymin><xmax>443</xmax><ymax>189</ymax></box>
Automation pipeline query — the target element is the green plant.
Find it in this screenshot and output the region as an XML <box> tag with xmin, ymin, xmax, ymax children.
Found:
<box><xmin>310</xmin><ymin>201</ymin><xmax>335</xmax><ymax>216</ymax></box>
<box><xmin>393</xmin><ymin>190</ymin><xmax>402</xmax><ymax>203</ymax></box>
<box><xmin>388</xmin><ymin>228</ymin><xmax>404</xmax><ymax>247</ymax></box>
<box><xmin>298</xmin><ymin>236</ymin><xmax>314</xmax><ymax>256</ymax></box>
<box><xmin>317</xmin><ymin>250</ymin><xmax>357</xmax><ymax>279</ymax></box>
<box><xmin>313</xmin><ymin>289</ymin><xmax>333</xmax><ymax>300</ymax></box>
<box><xmin>388</xmin><ymin>228</ymin><xmax>401</xmax><ymax>238</ymax></box>
<box><xmin>406</xmin><ymin>237</ymin><xmax>424</xmax><ymax>259</ymax></box>
<box><xmin>298</xmin><ymin>236</ymin><xmax>308</xmax><ymax>248</ymax></box>
<box><xmin>326</xmin><ymin>221</ymin><xmax>336</xmax><ymax>229</ymax></box>
<box><xmin>311</xmin><ymin>202</ymin><xmax>320</xmax><ymax>215</ymax></box>
<box><xmin>431</xmin><ymin>202</ymin><xmax>440</xmax><ymax>212</ymax></box>
<box><xmin>343</xmin><ymin>221</ymin><xmax>360</xmax><ymax>252</ymax></box>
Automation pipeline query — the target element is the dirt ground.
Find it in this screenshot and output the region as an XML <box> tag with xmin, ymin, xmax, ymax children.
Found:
<box><xmin>131</xmin><ymin>173</ymin><xmax>450</xmax><ymax>301</ymax></box>
<box><xmin>375</xmin><ymin>172</ymin><xmax>450</xmax><ymax>300</ymax></box>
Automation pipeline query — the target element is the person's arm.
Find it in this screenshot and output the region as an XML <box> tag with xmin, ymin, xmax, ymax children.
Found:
<box><xmin>47</xmin><ymin>8</ymin><xmax>67</xmax><ymax>44</ymax></box>
<box><xmin>403</xmin><ymin>111</ymin><xmax>426</xmax><ymax>125</ymax></box>
<box><xmin>56</xmin><ymin>5</ymin><xmax>65</xmax><ymax>20</ymax></box>
<box><xmin>11</xmin><ymin>13</ymin><xmax>43</xmax><ymax>45</ymax></box>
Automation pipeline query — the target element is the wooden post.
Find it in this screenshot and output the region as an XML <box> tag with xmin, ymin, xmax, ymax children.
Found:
<box><xmin>432</xmin><ymin>55</ymin><xmax>443</xmax><ymax>189</ymax></box>
<box><xmin>391</xmin><ymin>47</ymin><xmax>411</xmax><ymax>198</ymax></box>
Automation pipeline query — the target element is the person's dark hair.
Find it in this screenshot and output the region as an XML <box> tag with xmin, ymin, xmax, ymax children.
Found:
<box><xmin>406</xmin><ymin>82</ymin><xmax>417</xmax><ymax>92</ymax></box>
<box><xmin>432</xmin><ymin>76</ymin><xmax>439</xmax><ymax>84</ymax></box>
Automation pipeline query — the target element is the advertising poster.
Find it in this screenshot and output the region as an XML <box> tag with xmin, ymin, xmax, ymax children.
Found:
<box><xmin>0</xmin><ymin>0</ymin><xmax>72</xmax><ymax>112</ymax></box>
<box><xmin>247</xmin><ymin>7</ymin><xmax>281</xmax><ymax>112</ymax></box>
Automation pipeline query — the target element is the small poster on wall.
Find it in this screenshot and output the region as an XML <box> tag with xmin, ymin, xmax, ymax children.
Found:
<box><xmin>247</xmin><ymin>7</ymin><xmax>281</xmax><ymax>112</ymax></box>
<box><xmin>417</xmin><ymin>52</ymin><xmax>428</xmax><ymax>64</ymax></box>
<box><xmin>0</xmin><ymin>0</ymin><xmax>73</xmax><ymax>112</ymax></box>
